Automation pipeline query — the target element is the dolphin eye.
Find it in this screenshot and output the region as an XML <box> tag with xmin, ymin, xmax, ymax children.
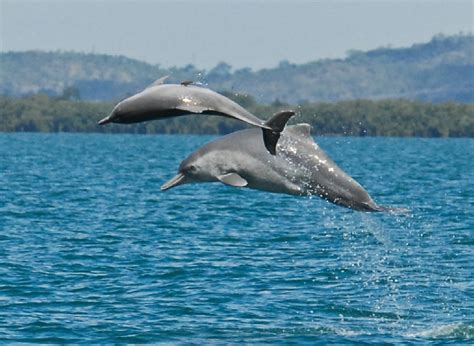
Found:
<box><xmin>188</xmin><ymin>165</ymin><xmax>197</xmax><ymax>172</ymax></box>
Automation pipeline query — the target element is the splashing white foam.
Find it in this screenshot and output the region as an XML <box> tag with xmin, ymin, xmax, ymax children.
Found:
<box><xmin>404</xmin><ymin>322</ymin><xmax>474</xmax><ymax>339</ymax></box>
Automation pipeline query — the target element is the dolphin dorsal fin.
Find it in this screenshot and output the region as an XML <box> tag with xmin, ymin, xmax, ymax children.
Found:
<box><xmin>285</xmin><ymin>123</ymin><xmax>313</xmax><ymax>138</ymax></box>
<box><xmin>146</xmin><ymin>75</ymin><xmax>169</xmax><ymax>89</ymax></box>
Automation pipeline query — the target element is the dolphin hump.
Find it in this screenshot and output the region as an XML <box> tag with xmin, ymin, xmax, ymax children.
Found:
<box><xmin>285</xmin><ymin>123</ymin><xmax>313</xmax><ymax>138</ymax></box>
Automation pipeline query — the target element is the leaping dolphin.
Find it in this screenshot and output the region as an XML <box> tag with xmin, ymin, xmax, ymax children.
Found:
<box><xmin>98</xmin><ymin>76</ymin><xmax>291</xmax><ymax>154</ymax></box>
<box><xmin>161</xmin><ymin>116</ymin><xmax>400</xmax><ymax>212</ymax></box>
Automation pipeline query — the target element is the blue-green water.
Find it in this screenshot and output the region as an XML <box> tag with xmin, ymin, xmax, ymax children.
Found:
<box><xmin>1</xmin><ymin>133</ymin><xmax>473</xmax><ymax>344</ymax></box>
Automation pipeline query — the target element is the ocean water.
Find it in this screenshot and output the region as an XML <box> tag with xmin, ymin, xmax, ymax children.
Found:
<box><xmin>1</xmin><ymin>133</ymin><xmax>473</xmax><ymax>344</ymax></box>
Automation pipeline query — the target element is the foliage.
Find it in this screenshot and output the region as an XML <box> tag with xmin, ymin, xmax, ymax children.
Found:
<box><xmin>1</xmin><ymin>34</ymin><xmax>472</xmax><ymax>103</ymax></box>
<box><xmin>1</xmin><ymin>94</ymin><xmax>472</xmax><ymax>137</ymax></box>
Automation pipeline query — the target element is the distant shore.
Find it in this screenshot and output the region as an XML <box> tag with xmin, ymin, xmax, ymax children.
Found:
<box><xmin>2</xmin><ymin>35</ymin><xmax>473</xmax><ymax>104</ymax></box>
<box><xmin>1</xmin><ymin>94</ymin><xmax>473</xmax><ymax>137</ymax></box>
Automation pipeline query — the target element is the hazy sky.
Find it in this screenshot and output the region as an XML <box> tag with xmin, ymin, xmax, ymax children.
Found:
<box><xmin>1</xmin><ymin>0</ymin><xmax>472</xmax><ymax>70</ymax></box>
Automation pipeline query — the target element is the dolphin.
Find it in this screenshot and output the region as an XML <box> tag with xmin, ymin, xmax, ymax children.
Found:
<box><xmin>161</xmin><ymin>118</ymin><xmax>398</xmax><ymax>212</ymax></box>
<box><xmin>97</xmin><ymin>76</ymin><xmax>289</xmax><ymax>154</ymax></box>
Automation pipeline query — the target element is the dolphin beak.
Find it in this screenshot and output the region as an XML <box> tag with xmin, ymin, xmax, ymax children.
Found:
<box><xmin>161</xmin><ymin>173</ymin><xmax>186</xmax><ymax>191</ymax></box>
<box><xmin>98</xmin><ymin>115</ymin><xmax>112</xmax><ymax>125</ymax></box>
<box><xmin>98</xmin><ymin>108</ymin><xmax>117</xmax><ymax>125</ymax></box>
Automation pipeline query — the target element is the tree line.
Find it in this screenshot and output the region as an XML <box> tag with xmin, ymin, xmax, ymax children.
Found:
<box><xmin>1</xmin><ymin>34</ymin><xmax>472</xmax><ymax>104</ymax></box>
<box><xmin>1</xmin><ymin>93</ymin><xmax>473</xmax><ymax>137</ymax></box>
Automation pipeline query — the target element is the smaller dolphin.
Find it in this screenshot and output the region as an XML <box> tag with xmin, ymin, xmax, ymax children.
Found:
<box><xmin>161</xmin><ymin>116</ymin><xmax>399</xmax><ymax>212</ymax></box>
<box><xmin>98</xmin><ymin>76</ymin><xmax>289</xmax><ymax>154</ymax></box>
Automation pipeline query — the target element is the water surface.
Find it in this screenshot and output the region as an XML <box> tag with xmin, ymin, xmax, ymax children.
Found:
<box><xmin>1</xmin><ymin>133</ymin><xmax>473</xmax><ymax>343</ymax></box>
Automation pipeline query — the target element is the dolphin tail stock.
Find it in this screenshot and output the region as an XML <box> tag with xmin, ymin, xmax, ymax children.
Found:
<box><xmin>262</xmin><ymin>110</ymin><xmax>296</xmax><ymax>155</ymax></box>
<box><xmin>373</xmin><ymin>204</ymin><xmax>411</xmax><ymax>215</ymax></box>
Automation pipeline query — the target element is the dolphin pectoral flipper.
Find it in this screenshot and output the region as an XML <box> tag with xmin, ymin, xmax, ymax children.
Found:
<box><xmin>176</xmin><ymin>104</ymin><xmax>209</xmax><ymax>114</ymax></box>
<box><xmin>262</xmin><ymin>110</ymin><xmax>296</xmax><ymax>155</ymax></box>
<box><xmin>217</xmin><ymin>173</ymin><xmax>248</xmax><ymax>187</ymax></box>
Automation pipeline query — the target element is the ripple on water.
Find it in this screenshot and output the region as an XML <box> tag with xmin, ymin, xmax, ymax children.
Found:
<box><xmin>0</xmin><ymin>134</ymin><xmax>472</xmax><ymax>343</ymax></box>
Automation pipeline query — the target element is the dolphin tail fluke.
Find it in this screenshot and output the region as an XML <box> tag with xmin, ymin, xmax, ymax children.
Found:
<box><xmin>262</xmin><ymin>110</ymin><xmax>295</xmax><ymax>155</ymax></box>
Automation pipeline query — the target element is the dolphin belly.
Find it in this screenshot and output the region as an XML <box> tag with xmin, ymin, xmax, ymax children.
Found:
<box><xmin>242</xmin><ymin>165</ymin><xmax>304</xmax><ymax>195</ymax></box>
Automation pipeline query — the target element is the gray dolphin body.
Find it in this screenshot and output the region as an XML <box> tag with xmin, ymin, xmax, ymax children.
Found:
<box><xmin>161</xmin><ymin>123</ymin><xmax>395</xmax><ymax>212</ymax></box>
<box><xmin>97</xmin><ymin>77</ymin><xmax>290</xmax><ymax>154</ymax></box>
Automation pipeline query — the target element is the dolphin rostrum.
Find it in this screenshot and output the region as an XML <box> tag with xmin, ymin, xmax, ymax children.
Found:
<box><xmin>98</xmin><ymin>76</ymin><xmax>291</xmax><ymax>154</ymax></box>
<box><xmin>161</xmin><ymin>118</ymin><xmax>399</xmax><ymax>212</ymax></box>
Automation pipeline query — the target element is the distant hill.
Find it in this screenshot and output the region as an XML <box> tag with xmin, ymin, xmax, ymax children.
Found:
<box><xmin>0</xmin><ymin>34</ymin><xmax>472</xmax><ymax>103</ymax></box>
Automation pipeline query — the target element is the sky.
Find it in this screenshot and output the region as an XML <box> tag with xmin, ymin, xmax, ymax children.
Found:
<box><xmin>0</xmin><ymin>0</ymin><xmax>472</xmax><ymax>70</ymax></box>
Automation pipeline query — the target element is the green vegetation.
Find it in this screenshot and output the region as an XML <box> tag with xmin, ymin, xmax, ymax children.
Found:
<box><xmin>1</xmin><ymin>94</ymin><xmax>472</xmax><ymax>137</ymax></box>
<box><xmin>1</xmin><ymin>34</ymin><xmax>472</xmax><ymax>103</ymax></box>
